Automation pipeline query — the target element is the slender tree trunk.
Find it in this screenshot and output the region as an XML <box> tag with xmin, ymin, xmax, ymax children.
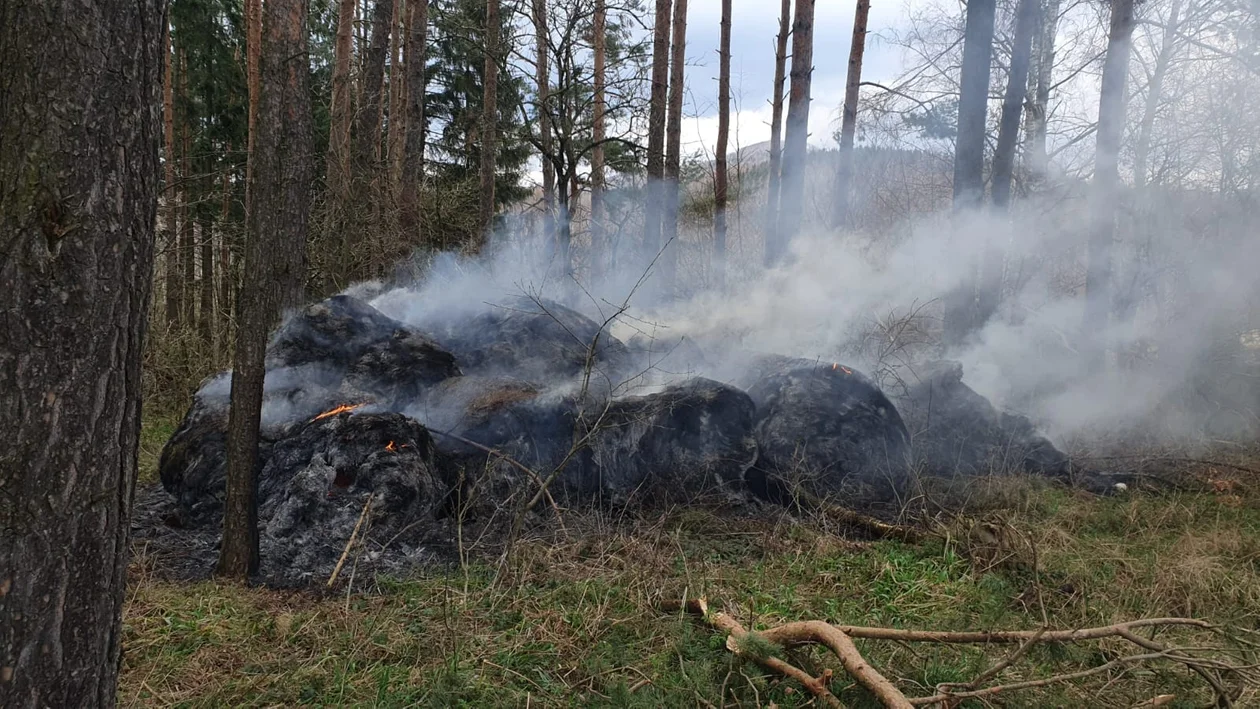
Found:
<box><xmin>763</xmin><ymin>0</ymin><xmax>791</xmax><ymax>266</ymax></box>
<box><xmin>179</xmin><ymin>50</ymin><xmax>196</xmax><ymax>326</ymax></box>
<box><xmin>660</xmin><ymin>0</ymin><xmax>689</xmax><ymax>295</ymax></box>
<box><xmin>200</xmin><ymin>210</ymin><xmax>215</xmax><ymax>342</ymax></box>
<box><xmin>219</xmin><ymin>0</ymin><xmax>315</xmax><ymax>580</ymax></box>
<box><xmin>355</xmin><ymin>0</ymin><xmax>394</xmax><ymax>168</ymax></box>
<box><xmin>1081</xmin><ymin>0</ymin><xmax>1137</xmax><ymax>363</ymax></box>
<box><xmin>325</xmin><ymin>0</ymin><xmax>356</xmax><ymax>201</ymax></box>
<box><xmin>402</xmin><ymin>0</ymin><xmax>428</xmax><ymax>211</ymax></box>
<box><xmin>387</xmin><ymin>0</ymin><xmax>407</xmax><ymax>194</ymax></box>
<box><xmin>942</xmin><ymin>0</ymin><xmax>997</xmax><ymax>347</ymax></box>
<box><xmin>832</xmin><ymin>0</ymin><xmax>872</xmax><ymax>229</ymax></box>
<box><xmin>477</xmin><ymin>0</ymin><xmax>501</xmax><ymax>243</ymax></box>
<box><xmin>644</xmin><ymin>0</ymin><xmax>672</xmax><ymax>265</ymax></box>
<box><xmin>533</xmin><ymin>0</ymin><xmax>555</xmax><ymax>239</ymax></box>
<box><xmin>713</xmin><ymin>0</ymin><xmax>731</xmax><ymax>286</ymax></box>
<box><xmin>164</xmin><ymin>24</ymin><xmax>181</xmax><ymax>328</ymax></box>
<box><xmin>991</xmin><ymin>0</ymin><xmax>1038</xmax><ymax>210</ymax></box>
<box><xmin>590</xmin><ymin>0</ymin><xmax>607</xmax><ymax>279</ymax></box>
<box><xmin>1023</xmin><ymin>0</ymin><xmax>1060</xmax><ymax>180</ymax></box>
<box><xmin>0</xmin><ymin>0</ymin><xmax>161</xmax><ymax>703</ymax></box>
<box><xmin>245</xmin><ymin>0</ymin><xmax>262</xmax><ymax>230</ymax></box>
<box><xmin>774</xmin><ymin>0</ymin><xmax>816</xmax><ymax>261</ymax></box>
<box><xmin>1133</xmin><ymin>0</ymin><xmax>1181</xmax><ymax>189</ymax></box>
<box><xmin>218</xmin><ymin>162</ymin><xmax>233</xmax><ymax>337</ymax></box>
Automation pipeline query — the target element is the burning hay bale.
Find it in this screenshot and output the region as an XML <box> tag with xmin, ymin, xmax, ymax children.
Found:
<box><xmin>896</xmin><ymin>361</ymin><xmax>1070</xmax><ymax>479</ymax></box>
<box><xmin>737</xmin><ymin>356</ymin><xmax>912</xmax><ymax>502</ymax></box>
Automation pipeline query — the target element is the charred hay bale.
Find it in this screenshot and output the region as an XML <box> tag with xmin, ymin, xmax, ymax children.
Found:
<box><xmin>738</xmin><ymin>356</ymin><xmax>911</xmax><ymax>501</ymax></box>
<box><xmin>267</xmin><ymin>294</ymin><xmax>406</xmax><ymax>369</ymax></box>
<box><xmin>576</xmin><ymin>378</ymin><xmax>759</xmax><ymax>504</ymax></box>
<box><xmin>425</xmin><ymin>296</ymin><xmax>631</xmax><ymax>383</ymax></box>
<box><xmin>258</xmin><ymin>412</ymin><xmax>446</xmax><ymax>582</ymax></box>
<box><xmin>341</xmin><ymin>330</ymin><xmax>460</xmax><ymax>408</ymax></box>
<box><xmin>897</xmin><ymin>361</ymin><xmax>1069</xmax><ymax>479</ymax></box>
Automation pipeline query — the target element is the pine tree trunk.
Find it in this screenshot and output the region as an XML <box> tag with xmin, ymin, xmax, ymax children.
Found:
<box><xmin>325</xmin><ymin>0</ymin><xmax>356</xmax><ymax>202</ymax></box>
<box><xmin>180</xmin><ymin>50</ymin><xmax>196</xmax><ymax>327</ymax></box>
<box><xmin>477</xmin><ymin>0</ymin><xmax>500</xmax><ymax>244</ymax></box>
<box><xmin>200</xmin><ymin>210</ymin><xmax>216</xmax><ymax>342</ymax></box>
<box><xmin>164</xmin><ymin>24</ymin><xmax>182</xmax><ymax>328</ymax></box>
<box><xmin>774</xmin><ymin>0</ymin><xmax>816</xmax><ymax>260</ymax></box>
<box><xmin>219</xmin><ymin>0</ymin><xmax>315</xmax><ymax>580</ymax></box>
<box><xmin>402</xmin><ymin>0</ymin><xmax>428</xmax><ymax>209</ymax></box>
<box><xmin>660</xmin><ymin>0</ymin><xmax>689</xmax><ymax>295</ymax></box>
<box><xmin>1082</xmin><ymin>0</ymin><xmax>1136</xmax><ymax>363</ymax></box>
<box><xmin>644</xmin><ymin>0</ymin><xmax>672</xmax><ymax>265</ymax></box>
<box><xmin>942</xmin><ymin>0</ymin><xmax>996</xmax><ymax>348</ymax></box>
<box><xmin>1023</xmin><ymin>0</ymin><xmax>1060</xmax><ymax>181</ymax></box>
<box><xmin>831</xmin><ymin>0</ymin><xmax>871</xmax><ymax>229</ymax></box>
<box><xmin>355</xmin><ymin>0</ymin><xmax>394</xmax><ymax>168</ymax></box>
<box><xmin>0</xmin><ymin>0</ymin><xmax>161</xmax><ymax>703</ymax></box>
<box><xmin>245</xmin><ymin>0</ymin><xmax>262</xmax><ymax>230</ymax></box>
<box><xmin>762</xmin><ymin>0</ymin><xmax>791</xmax><ymax>266</ymax></box>
<box><xmin>713</xmin><ymin>0</ymin><xmax>731</xmax><ymax>286</ymax></box>
<box><xmin>534</xmin><ymin>0</ymin><xmax>555</xmax><ymax>239</ymax></box>
<box><xmin>387</xmin><ymin>0</ymin><xmax>406</xmax><ymax>195</ymax></box>
<box><xmin>590</xmin><ymin>0</ymin><xmax>607</xmax><ymax>279</ymax></box>
<box><xmin>218</xmin><ymin>163</ymin><xmax>233</xmax><ymax>337</ymax></box>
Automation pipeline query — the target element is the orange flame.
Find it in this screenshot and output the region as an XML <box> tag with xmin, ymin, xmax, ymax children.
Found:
<box><xmin>831</xmin><ymin>363</ymin><xmax>853</xmax><ymax>375</ymax></box>
<box><xmin>312</xmin><ymin>403</ymin><xmax>365</xmax><ymax>421</ymax></box>
<box><xmin>385</xmin><ymin>440</ymin><xmax>397</xmax><ymax>452</ymax></box>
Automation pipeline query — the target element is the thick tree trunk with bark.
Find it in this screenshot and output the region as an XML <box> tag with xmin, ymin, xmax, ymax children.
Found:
<box><xmin>762</xmin><ymin>0</ymin><xmax>791</xmax><ymax>266</ymax></box>
<box><xmin>713</xmin><ymin>0</ymin><xmax>732</xmax><ymax>286</ymax></box>
<box><xmin>832</xmin><ymin>0</ymin><xmax>872</xmax><ymax>229</ymax></box>
<box><xmin>534</xmin><ymin>0</ymin><xmax>555</xmax><ymax>239</ymax></box>
<box><xmin>477</xmin><ymin>0</ymin><xmax>501</xmax><ymax>243</ymax></box>
<box><xmin>355</xmin><ymin>0</ymin><xmax>394</xmax><ymax>167</ymax></box>
<box><xmin>0</xmin><ymin>0</ymin><xmax>161</xmax><ymax>704</ymax></box>
<box><xmin>942</xmin><ymin>0</ymin><xmax>996</xmax><ymax>347</ymax></box>
<box><xmin>219</xmin><ymin>0</ymin><xmax>314</xmax><ymax>579</ymax></box>
<box><xmin>402</xmin><ymin>0</ymin><xmax>428</xmax><ymax>199</ymax></box>
<box><xmin>1023</xmin><ymin>0</ymin><xmax>1060</xmax><ymax>180</ymax></box>
<box><xmin>326</xmin><ymin>0</ymin><xmax>356</xmax><ymax>201</ymax></box>
<box><xmin>590</xmin><ymin>0</ymin><xmax>607</xmax><ymax>278</ymax></box>
<box><xmin>1082</xmin><ymin>0</ymin><xmax>1137</xmax><ymax>363</ymax></box>
<box><xmin>774</xmin><ymin>0</ymin><xmax>816</xmax><ymax>261</ymax></box>
<box><xmin>660</xmin><ymin>0</ymin><xmax>689</xmax><ymax>294</ymax></box>
<box><xmin>644</xmin><ymin>0</ymin><xmax>672</xmax><ymax>265</ymax></box>
<box><xmin>163</xmin><ymin>25</ymin><xmax>181</xmax><ymax>328</ymax></box>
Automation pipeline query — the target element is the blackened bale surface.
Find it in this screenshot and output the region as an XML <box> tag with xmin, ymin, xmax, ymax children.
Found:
<box><xmin>341</xmin><ymin>330</ymin><xmax>461</xmax><ymax>408</ymax></box>
<box><xmin>578</xmin><ymin>378</ymin><xmax>759</xmax><ymax>504</ymax></box>
<box><xmin>898</xmin><ymin>361</ymin><xmax>1069</xmax><ymax>478</ymax></box>
<box><xmin>267</xmin><ymin>294</ymin><xmax>407</xmax><ymax>369</ymax></box>
<box><xmin>258</xmin><ymin>412</ymin><xmax>447</xmax><ymax>583</ymax></box>
<box><xmin>738</xmin><ymin>356</ymin><xmax>911</xmax><ymax>500</ymax></box>
<box><xmin>425</xmin><ymin>296</ymin><xmax>631</xmax><ymax>383</ymax></box>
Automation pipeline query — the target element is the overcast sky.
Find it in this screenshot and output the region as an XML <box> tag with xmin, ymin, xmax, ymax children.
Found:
<box><xmin>674</xmin><ymin>0</ymin><xmax>921</xmax><ymax>156</ymax></box>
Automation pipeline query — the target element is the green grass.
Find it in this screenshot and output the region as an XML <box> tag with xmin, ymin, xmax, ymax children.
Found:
<box><xmin>127</xmin><ymin>419</ymin><xmax>1260</xmax><ymax>706</ymax></box>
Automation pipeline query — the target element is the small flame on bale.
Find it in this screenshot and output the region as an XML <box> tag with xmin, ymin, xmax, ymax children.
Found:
<box><xmin>312</xmin><ymin>403</ymin><xmax>365</xmax><ymax>421</ymax></box>
<box><xmin>832</xmin><ymin>363</ymin><xmax>852</xmax><ymax>375</ymax></box>
<box><xmin>385</xmin><ymin>440</ymin><xmax>397</xmax><ymax>452</ymax></box>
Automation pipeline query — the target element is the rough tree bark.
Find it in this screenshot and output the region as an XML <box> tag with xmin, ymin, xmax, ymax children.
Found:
<box><xmin>713</xmin><ymin>0</ymin><xmax>731</xmax><ymax>286</ymax></box>
<box><xmin>1082</xmin><ymin>0</ymin><xmax>1137</xmax><ymax>363</ymax></box>
<box><xmin>325</xmin><ymin>0</ymin><xmax>356</xmax><ymax>201</ymax></box>
<box><xmin>1024</xmin><ymin>0</ymin><xmax>1061</xmax><ymax>181</ymax></box>
<box><xmin>245</xmin><ymin>0</ymin><xmax>262</xmax><ymax>225</ymax></box>
<box><xmin>218</xmin><ymin>0</ymin><xmax>315</xmax><ymax>579</ymax></box>
<box><xmin>975</xmin><ymin>0</ymin><xmax>1039</xmax><ymax>329</ymax></box>
<box><xmin>163</xmin><ymin>24</ymin><xmax>181</xmax><ymax>328</ymax></box>
<box><xmin>590</xmin><ymin>0</ymin><xmax>607</xmax><ymax>278</ymax></box>
<box><xmin>831</xmin><ymin>0</ymin><xmax>872</xmax><ymax>229</ymax></box>
<box><xmin>942</xmin><ymin>0</ymin><xmax>996</xmax><ymax>348</ymax></box>
<box><xmin>476</xmin><ymin>0</ymin><xmax>501</xmax><ymax>243</ymax></box>
<box><xmin>387</xmin><ymin>0</ymin><xmax>406</xmax><ymax>193</ymax></box>
<box><xmin>354</xmin><ymin>0</ymin><xmax>394</xmax><ymax>167</ymax></box>
<box><xmin>762</xmin><ymin>0</ymin><xmax>791</xmax><ymax>266</ymax></box>
<box><xmin>774</xmin><ymin>0</ymin><xmax>817</xmax><ymax>261</ymax></box>
<box><xmin>533</xmin><ymin>0</ymin><xmax>555</xmax><ymax>239</ymax></box>
<box><xmin>402</xmin><ymin>0</ymin><xmax>428</xmax><ymax>212</ymax></box>
<box><xmin>660</xmin><ymin>0</ymin><xmax>689</xmax><ymax>295</ymax></box>
<box><xmin>644</xmin><ymin>0</ymin><xmax>672</xmax><ymax>265</ymax></box>
<box><xmin>0</xmin><ymin>0</ymin><xmax>162</xmax><ymax>703</ymax></box>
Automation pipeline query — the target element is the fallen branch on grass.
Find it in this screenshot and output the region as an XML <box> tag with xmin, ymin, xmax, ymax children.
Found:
<box><xmin>666</xmin><ymin>598</ymin><xmax>1250</xmax><ymax>708</ymax></box>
